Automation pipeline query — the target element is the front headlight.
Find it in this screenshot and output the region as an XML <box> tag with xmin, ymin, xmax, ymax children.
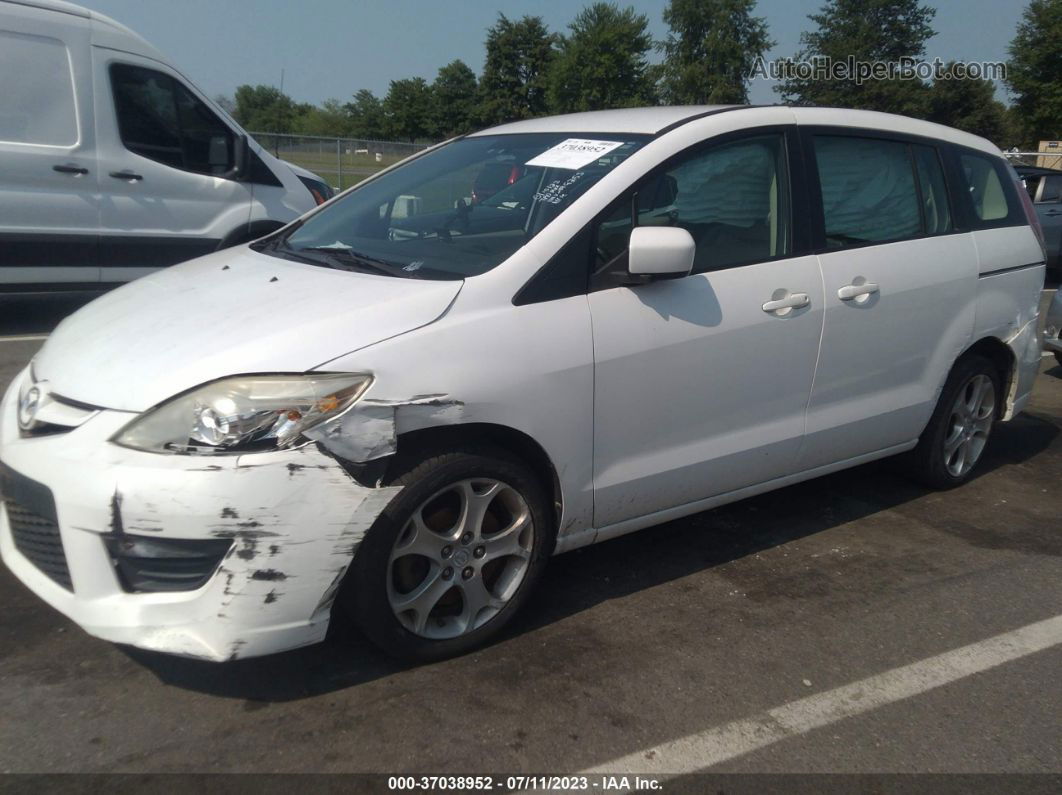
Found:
<box><xmin>113</xmin><ymin>373</ymin><xmax>372</xmax><ymax>455</ymax></box>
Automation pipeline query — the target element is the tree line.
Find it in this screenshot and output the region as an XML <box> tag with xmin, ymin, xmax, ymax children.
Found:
<box><xmin>220</xmin><ymin>0</ymin><xmax>1061</xmax><ymax>150</ymax></box>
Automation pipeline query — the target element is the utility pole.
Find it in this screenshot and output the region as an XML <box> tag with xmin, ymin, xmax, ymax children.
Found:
<box><xmin>274</xmin><ymin>68</ymin><xmax>285</xmax><ymax>157</ymax></box>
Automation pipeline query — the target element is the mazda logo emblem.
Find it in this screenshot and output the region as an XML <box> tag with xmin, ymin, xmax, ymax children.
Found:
<box><xmin>17</xmin><ymin>385</ymin><xmax>41</xmax><ymax>430</ymax></box>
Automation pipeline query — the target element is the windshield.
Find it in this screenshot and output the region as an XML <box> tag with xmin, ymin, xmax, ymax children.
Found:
<box><xmin>261</xmin><ymin>133</ymin><xmax>649</xmax><ymax>279</ymax></box>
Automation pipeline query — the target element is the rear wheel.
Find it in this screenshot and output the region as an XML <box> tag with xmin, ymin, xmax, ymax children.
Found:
<box><xmin>906</xmin><ymin>355</ymin><xmax>1000</xmax><ymax>489</ymax></box>
<box><xmin>340</xmin><ymin>445</ymin><xmax>553</xmax><ymax>661</ymax></box>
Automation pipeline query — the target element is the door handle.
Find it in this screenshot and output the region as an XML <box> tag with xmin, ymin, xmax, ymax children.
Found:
<box><xmin>838</xmin><ymin>282</ymin><xmax>879</xmax><ymax>301</ymax></box>
<box><xmin>762</xmin><ymin>293</ymin><xmax>810</xmax><ymax>313</ymax></box>
<box><xmin>1044</xmin><ymin>209</ymin><xmax>1062</xmax><ymax>217</ymax></box>
<box><xmin>53</xmin><ymin>164</ymin><xmax>88</xmax><ymax>175</ymax></box>
<box><xmin>109</xmin><ymin>170</ymin><xmax>143</xmax><ymax>181</ymax></box>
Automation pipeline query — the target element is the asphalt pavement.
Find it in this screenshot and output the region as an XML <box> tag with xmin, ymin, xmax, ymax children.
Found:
<box><xmin>0</xmin><ymin>291</ymin><xmax>1059</xmax><ymax>781</ymax></box>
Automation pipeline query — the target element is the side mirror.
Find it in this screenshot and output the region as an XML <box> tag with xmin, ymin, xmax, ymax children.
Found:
<box><xmin>221</xmin><ymin>134</ymin><xmax>249</xmax><ymax>181</ymax></box>
<box><xmin>628</xmin><ymin>226</ymin><xmax>695</xmax><ymax>280</ymax></box>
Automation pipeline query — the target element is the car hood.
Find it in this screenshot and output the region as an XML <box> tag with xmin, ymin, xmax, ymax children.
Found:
<box><xmin>33</xmin><ymin>247</ymin><xmax>463</xmax><ymax>412</ymax></box>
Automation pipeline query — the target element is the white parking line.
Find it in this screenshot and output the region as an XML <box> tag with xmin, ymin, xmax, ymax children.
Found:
<box><xmin>0</xmin><ymin>334</ymin><xmax>49</xmax><ymax>343</ymax></box>
<box><xmin>583</xmin><ymin>614</ymin><xmax>1062</xmax><ymax>774</ymax></box>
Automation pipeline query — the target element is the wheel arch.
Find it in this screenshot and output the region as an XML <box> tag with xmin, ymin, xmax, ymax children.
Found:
<box><xmin>391</xmin><ymin>423</ymin><xmax>563</xmax><ymax>533</ymax></box>
<box><xmin>957</xmin><ymin>336</ymin><xmax>1016</xmax><ymax>419</ymax></box>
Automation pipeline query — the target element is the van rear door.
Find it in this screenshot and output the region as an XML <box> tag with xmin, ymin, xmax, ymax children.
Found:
<box><xmin>0</xmin><ymin>2</ymin><xmax>100</xmax><ymax>287</ymax></box>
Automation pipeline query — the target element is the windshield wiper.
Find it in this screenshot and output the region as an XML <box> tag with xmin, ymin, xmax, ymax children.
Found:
<box><xmin>293</xmin><ymin>246</ymin><xmax>407</xmax><ymax>278</ymax></box>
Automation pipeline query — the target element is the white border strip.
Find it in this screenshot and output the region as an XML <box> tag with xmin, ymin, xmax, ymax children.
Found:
<box><xmin>584</xmin><ymin>614</ymin><xmax>1062</xmax><ymax>774</ymax></box>
<box><xmin>0</xmin><ymin>335</ymin><xmax>49</xmax><ymax>343</ymax></box>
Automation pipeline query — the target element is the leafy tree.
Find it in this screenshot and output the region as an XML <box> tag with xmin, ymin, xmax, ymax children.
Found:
<box><xmin>549</xmin><ymin>3</ymin><xmax>656</xmax><ymax>113</ymax></box>
<box><xmin>478</xmin><ymin>14</ymin><xmax>557</xmax><ymax>125</ymax></box>
<box><xmin>1006</xmin><ymin>0</ymin><xmax>1062</xmax><ymax>144</ymax></box>
<box><xmin>383</xmin><ymin>77</ymin><xmax>434</xmax><ymax>142</ymax></box>
<box><xmin>233</xmin><ymin>84</ymin><xmax>302</xmax><ymax>132</ymax></box>
<box><xmin>345</xmin><ymin>89</ymin><xmax>387</xmax><ymax>140</ymax></box>
<box><xmin>661</xmin><ymin>0</ymin><xmax>773</xmax><ymax>104</ymax></box>
<box><xmin>776</xmin><ymin>0</ymin><xmax>936</xmax><ymax>116</ymax></box>
<box><xmin>1002</xmin><ymin>104</ymin><xmax>1030</xmax><ymax>150</ymax></box>
<box><xmin>294</xmin><ymin>99</ymin><xmax>352</xmax><ymax>137</ymax></box>
<box><xmin>925</xmin><ymin>63</ymin><xmax>1008</xmax><ymax>143</ymax></box>
<box><xmin>213</xmin><ymin>94</ymin><xmax>236</xmax><ymax>117</ymax></box>
<box><xmin>432</xmin><ymin>60</ymin><xmax>479</xmax><ymax>137</ymax></box>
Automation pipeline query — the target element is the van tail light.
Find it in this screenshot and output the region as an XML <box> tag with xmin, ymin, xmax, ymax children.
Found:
<box><xmin>1012</xmin><ymin>169</ymin><xmax>1047</xmax><ymax>260</ymax></box>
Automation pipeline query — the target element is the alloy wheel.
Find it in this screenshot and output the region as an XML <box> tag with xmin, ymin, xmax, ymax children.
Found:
<box><xmin>942</xmin><ymin>373</ymin><xmax>995</xmax><ymax>478</ymax></box>
<box><xmin>387</xmin><ymin>478</ymin><xmax>534</xmax><ymax>639</ymax></box>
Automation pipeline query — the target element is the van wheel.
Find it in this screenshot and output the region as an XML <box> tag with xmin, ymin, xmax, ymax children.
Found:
<box><xmin>1055</xmin><ymin>352</ymin><xmax>1062</xmax><ymax>368</ymax></box>
<box><xmin>340</xmin><ymin>445</ymin><xmax>553</xmax><ymax>662</ymax></box>
<box><xmin>907</xmin><ymin>355</ymin><xmax>1000</xmax><ymax>489</ymax></box>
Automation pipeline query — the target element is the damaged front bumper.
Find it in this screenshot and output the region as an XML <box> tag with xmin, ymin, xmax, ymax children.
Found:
<box><xmin>0</xmin><ymin>368</ymin><xmax>399</xmax><ymax>661</ymax></box>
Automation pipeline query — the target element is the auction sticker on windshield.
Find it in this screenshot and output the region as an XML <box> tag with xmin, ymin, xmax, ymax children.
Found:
<box><xmin>526</xmin><ymin>139</ymin><xmax>625</xmax><ymax>170</ymax></box>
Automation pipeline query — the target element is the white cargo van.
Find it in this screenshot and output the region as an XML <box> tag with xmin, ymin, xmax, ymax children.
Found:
<box><xmin>0</xmin><ymin>0</ymin><xmax>328</xmax><ymax>288</ymax></box>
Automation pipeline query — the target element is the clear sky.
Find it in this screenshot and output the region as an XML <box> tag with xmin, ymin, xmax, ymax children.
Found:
<box><xmin>77</xmin><ymin>0</ymin><xmax>1024</xmax><ymax>107</ymax></box>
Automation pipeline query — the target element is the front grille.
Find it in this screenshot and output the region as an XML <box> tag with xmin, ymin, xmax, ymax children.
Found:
<box><xmin>0</xmin><ymin>463</ymin><xmax>72</xmax><ymax>590</ymax></box>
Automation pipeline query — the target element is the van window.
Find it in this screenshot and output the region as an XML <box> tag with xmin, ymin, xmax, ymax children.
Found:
<box><xmin>110</xmin><ymin>64</ymin><xmax>235</xmax><ymax>176</ymax></box>
<box><xmin>596</xmin><ymin>133</ymin><xmax>790</xmax><ymax>273</ymax></box>
<box><xmin>0</xmin><ymin>32</ymin><xmax>78</xmax><ymax>146</ymax></box>
<box><xmin>958</xmin><ymin>152</ymin><xmax>1012</xmax><ymax>222</ymax></box>
<box><xmin>1039</xmin><ymin>175</ymin><xmax>1061</xmax><ymax>203</ymax></box>
<box><xmin>814</xmin><ymin>136</ymin><xmax>920</xmax><ymax>248</ymax></box>
<box><xmin>912</xmin><ymin>145</ymin><xmax>952</xmax><ymax>234</ymax></box>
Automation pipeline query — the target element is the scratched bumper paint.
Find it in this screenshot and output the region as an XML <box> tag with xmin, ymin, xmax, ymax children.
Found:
<box><xmin>0</xmin><ymin>368</ymin><xmax>400</xmax><ymax>661</ymax></box>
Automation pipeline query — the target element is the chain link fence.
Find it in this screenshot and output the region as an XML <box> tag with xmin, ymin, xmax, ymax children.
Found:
<box><xmin>251</xmin><ymin>132</ymin><xmax>433</xmax><ymax>190</ymax></box>
<box><xmin>254</xmin><ymin>135</ymin><xmax>1061</xmax><ymax>192</ymax></box>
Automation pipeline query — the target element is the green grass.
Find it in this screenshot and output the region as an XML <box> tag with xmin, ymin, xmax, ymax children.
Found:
<box><xmin>275</xmin><ymin>151</ymin><xmax>412</xmax><ymax>190</ymax></box>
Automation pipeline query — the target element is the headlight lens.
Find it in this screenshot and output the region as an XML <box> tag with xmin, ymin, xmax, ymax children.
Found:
<box><xmin>113</xmin><ymin>373</ymin><xmax>372</xmax><ymax>455</ymax></box>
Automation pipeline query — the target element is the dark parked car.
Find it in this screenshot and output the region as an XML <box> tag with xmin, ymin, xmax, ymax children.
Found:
<box><xmin>1015</xmin><ymin>165</ymin><xmax>1062</xmax><ymax>280</ymax></box>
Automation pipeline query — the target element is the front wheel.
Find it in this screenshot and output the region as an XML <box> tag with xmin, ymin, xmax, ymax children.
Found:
<box><xmin>340</xmin><ymin>445</ymin><xmax>553</xmax><ymax>662</ymax></box>
<box><xmin>906</xmin><ymin>355</ymin><xmax>1000</xmax><ymax>489</ymax></box>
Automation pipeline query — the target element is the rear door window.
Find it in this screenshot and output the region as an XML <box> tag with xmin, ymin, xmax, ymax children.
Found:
<box><xmin>813</xmin><ymin>135</ymin><xmax>920</xmax><ymax>248</ymax></box>
<box><xmin>912</xmin><ymin>145</ymin><xmax>952</xmax><ymax>234</ymax></box>
<box><xmin>0</xmin><ymin>31</ymin><xmax>78</xmax><ymax>146</ymax></box>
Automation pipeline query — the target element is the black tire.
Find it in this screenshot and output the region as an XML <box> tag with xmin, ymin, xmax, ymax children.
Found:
<box><xmin>906</xmin><ymin>354</ymin><xmax>1001</xmax><ymax>490</ymax></box>
<box><xmin>1054</xmin><ymin>351</ymin><xmax>1062</xmax><ymax>369</ymax></box>
<box><xmin>339</xmin><ymin>444</ymin><xmax>554</xmax><ymax>662</ymax></box>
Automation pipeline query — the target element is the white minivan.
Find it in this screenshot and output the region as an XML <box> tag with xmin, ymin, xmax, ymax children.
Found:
<box><xmin>0</xmin><ymin>105</ymin><xmax>1046</xmax><ymax>663</ymax></box>
<box><xmin>0</xmin><ymin>0</ymin><xmax>329</xmax><ymax>289</ymax></box>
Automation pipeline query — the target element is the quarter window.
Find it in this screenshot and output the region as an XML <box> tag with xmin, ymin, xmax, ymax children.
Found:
<box><xmin>958</xmin><ymin>152</ymin><xmax>1012</xmax><ymax>222</ymax></box>
<box><xmin>814</xmin><ymin>136</ymin><xmax>920</xmax><ymax>248</ymax></box>
<box><xmin>110</xmin><ymin>64</ymin><xmax>235</xmax><ymax>176</ymax></box>
<box><xmin>0</xmin><ymin>32</ymin><xmax>78</xmax><ymax>146</ymax></box>
<box><xmin>595</xmin><ymin>133</ymin><xmax>790</xmax><ymax>274</ymax></box>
